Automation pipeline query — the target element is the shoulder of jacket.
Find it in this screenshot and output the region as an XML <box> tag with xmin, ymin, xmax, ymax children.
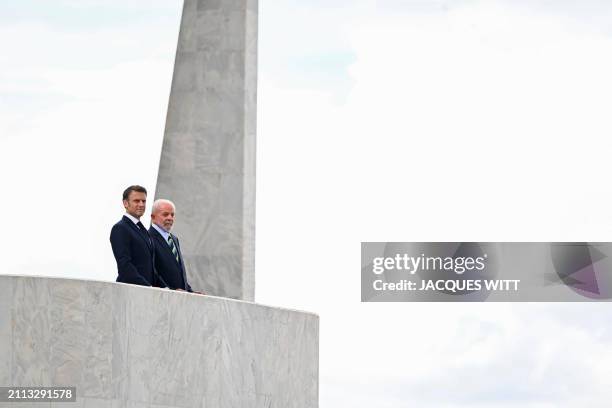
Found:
<box><xmin>112</xmin><ymin>219</ymin><xmax>130</xmax><ymax>231</ymax></box>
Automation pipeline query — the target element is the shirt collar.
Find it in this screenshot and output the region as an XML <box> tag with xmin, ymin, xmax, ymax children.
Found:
<box><xmin>124</xmin><ymin>213</ymin><xmax>140</xmax><ymax>225</ymax></box>
<box><xmin>152</xmin><ymin>222</ymin><xmax>171</xmax><ymax>242</ymax></box>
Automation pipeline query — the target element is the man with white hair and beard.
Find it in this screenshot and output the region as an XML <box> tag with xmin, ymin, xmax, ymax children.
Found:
<box><xmin>149</xmin><ymin>199</ymin><xmax>198</xmax><ymax>293</ymax></box>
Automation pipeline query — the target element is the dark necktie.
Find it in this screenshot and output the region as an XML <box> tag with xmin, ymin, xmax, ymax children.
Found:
<box><xmin>136</xmin><ymin>221</ymin><xmax>152</xmax><ymax>247</ymax></box>
<box><xmin>167</xmin><ymin>235</ymin><xmax>180</xmax><ymax>263</ymax></box>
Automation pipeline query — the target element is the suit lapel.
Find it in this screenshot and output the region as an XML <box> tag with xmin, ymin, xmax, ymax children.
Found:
<box><xmin>151</xmin><ymin>227</ymin><xmax>178</xmax><ymax>261</ymax></box>
<box><xmin>172</xmin><ymin>234</ymin><xmax>189</xmax><ymax>287</ymax></box>
<box><xmin>149</xmin><ymin>226</ymin><xmax>188</xmax><ymax>290</ymax></box>
<box><xmin>123</xmin><ymin>216</ymin><xmax>153</xmax><ymax>250</ymax></box>
<box><xmin>173</xmin><ymin>234</ymin><xmax>185</xmax><ymax>266</ymax></box>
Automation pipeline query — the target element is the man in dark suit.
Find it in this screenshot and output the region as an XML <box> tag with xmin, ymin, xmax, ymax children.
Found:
<box><xmin>149</xmin><ymin>199</ymin><xmax>196</xmax><ymax>293</ymax></box>
<box><xmin>110</xmin><ymin>185</ymin><xmax>166</xmax><ymax>287</ymax></box>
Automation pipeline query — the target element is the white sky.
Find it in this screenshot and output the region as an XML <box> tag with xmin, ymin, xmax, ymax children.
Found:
<box><xmin>2</xmin><ymin>0</ymin><xmax>612</xmax><ymax>406</ymax></box>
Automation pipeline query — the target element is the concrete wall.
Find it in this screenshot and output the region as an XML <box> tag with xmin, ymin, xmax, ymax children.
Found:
<box><xmin>155</xmin><ymin>0</ymin><xmax>258</xmax><ymax>301</ymax></box>
<box><xmin>0</xmin><ymin>276</ymin><xmax>318</xmax><ymax>408</ymax></box>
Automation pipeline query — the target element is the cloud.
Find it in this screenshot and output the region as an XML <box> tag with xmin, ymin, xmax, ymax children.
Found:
<box><xmin>256</xmin><ymin>1</ymin><xmax>612</xmax><ymax>406</ymax></box>
<box><xmin>0</xmin><ymin>4</ymin><xmax>181</xmax><ymax>281</ymax></box>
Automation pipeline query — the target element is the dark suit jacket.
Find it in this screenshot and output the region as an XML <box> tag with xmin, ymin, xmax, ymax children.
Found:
<box><xmin>110</xmin><ymin>215</ymin><xmax>166</xmax><ymax>287</ymax></box>
<box><xmin>149</xmin><ymin>226</ymin><xmax>193</xmax><ymax>292</ymax></box>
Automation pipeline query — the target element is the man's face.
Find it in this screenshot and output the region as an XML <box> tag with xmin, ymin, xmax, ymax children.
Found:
<box><xmin>151</xmin><ymin>202</ymin><xmax>175</xmax><ymax>232</ymax></box>
<box><xmin>123</xmin><ymin>191</ymin><xmax>147</xmax><ymax>219</ymax></box>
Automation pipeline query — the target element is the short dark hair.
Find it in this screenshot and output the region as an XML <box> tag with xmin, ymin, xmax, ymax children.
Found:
<box><xmin>122</xmin><ymin>185</ymin><xmax>147</xmax><ymax>201</ymax></box>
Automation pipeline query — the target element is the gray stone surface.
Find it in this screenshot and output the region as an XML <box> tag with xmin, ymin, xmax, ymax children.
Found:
<box><xmin>0</xmin><ymin>276</ymin><xmax>318</xmax><ymax>408</ymax></box>
<box><xmin>155</xmin><ymin>0</ymin><xmax>258</xmax><ymax>301</ymax></box>
<box><xmin>0</xmin><ymin>276</ymin><xmax>12</xmax><ymax>388</ymax></box>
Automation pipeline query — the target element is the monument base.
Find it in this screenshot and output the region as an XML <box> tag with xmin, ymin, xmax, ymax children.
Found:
<box><xmin>0</xmin><ymin>276</ymin><xmax>318</xmax><ymax>408</ymax></box>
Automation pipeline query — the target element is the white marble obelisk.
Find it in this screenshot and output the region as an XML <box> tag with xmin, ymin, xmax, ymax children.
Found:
<box><xmin>155</xmin><ymin>0</ymin><xmax>257</xmax><ymax>300</ymax></box>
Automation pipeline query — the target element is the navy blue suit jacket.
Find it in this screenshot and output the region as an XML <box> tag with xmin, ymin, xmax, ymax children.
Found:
<box><xmin>149</xmin><ymin>226</ymin><xmax>193</xmax><ymax>292</ymax></box>
<box><xmin>110</xmin><ymin>215</ymin><xmax>166</xmax><ymax>287</ymax></box>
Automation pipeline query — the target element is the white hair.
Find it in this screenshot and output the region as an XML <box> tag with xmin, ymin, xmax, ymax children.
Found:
<box><xmin>152</xmin><ymin>199</ymin><xmax>176</xmax><ymax>213</ymax></box>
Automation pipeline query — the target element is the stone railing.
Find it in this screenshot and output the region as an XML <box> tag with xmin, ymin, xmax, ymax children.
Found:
<box><xmin>0</xmin><ymin>275</ymin><xmax>318</xmax><ymax>407</ymax></box>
